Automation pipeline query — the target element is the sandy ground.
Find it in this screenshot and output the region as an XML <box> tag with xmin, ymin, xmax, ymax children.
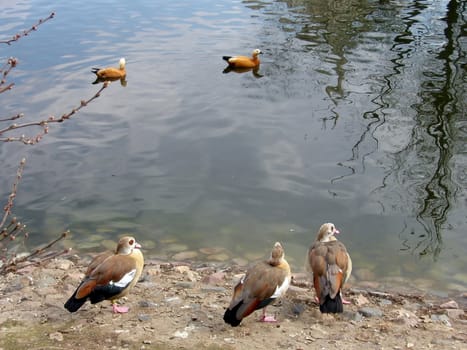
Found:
<box><xmin>0</xmin><ymin>253</ymin><xmax>466</xmax><ymax>350</ymax></box>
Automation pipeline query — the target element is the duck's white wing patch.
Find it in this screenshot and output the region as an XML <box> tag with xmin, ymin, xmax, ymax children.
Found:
<box><xmin>271</xmin><ymin>275</ymin><xmax>291</xmax><ymax>298</ymax></box>
<box><xmin>112</xmin><ymin>269</ymin><xmax>136</xmax><ymax>288</ymax></box>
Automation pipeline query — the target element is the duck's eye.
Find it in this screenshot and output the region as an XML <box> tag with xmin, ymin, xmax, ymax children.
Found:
<box><xmin>129</xmin><ymin>239</ymin><xmax>134</xmax><ymax>245</ymax></box>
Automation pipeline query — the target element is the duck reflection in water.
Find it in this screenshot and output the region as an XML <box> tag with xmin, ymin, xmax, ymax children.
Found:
<box><xmin>222</xmin><ymin>66</ymin><xmax>263</xmax><ymax>78</ymax></box>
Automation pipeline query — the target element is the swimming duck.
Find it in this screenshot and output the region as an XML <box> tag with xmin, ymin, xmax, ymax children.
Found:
<box><xmin>64</xmin><ymin>236</ymin><xmax>144</xmax><ymax>313</ymax></box>
<box><xmin>223</xmin><ymin>242</ymin><xmax>291</xmax><ymax>326</ymax></box>
<box><xmin>222</xmin><ymin>49</ymin><xmax>262</xmax><ymax>69</ymax></box>
<box><xmin>91</xmin><ymin>57</ymin><xmax>126</xmax><ymax>80</ymax></box>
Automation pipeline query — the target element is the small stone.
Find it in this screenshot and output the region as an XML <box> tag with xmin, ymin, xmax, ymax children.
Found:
<box><xmin>174</xmin><ymin>265</ymin><xmax>191</xmax><ymax>274</ymax></box>
<box><xmin>175</xmin><ymin>281</ymin><xmax>195</xmax><ymax>289</ymax></box>
<box><xmin>354</xmin><ymin>294</ymin><xmax>369</xmax><ymax>306</ymax></box>
<box><xmin>201</xmin><ymin>271</ymin><xmax>225</xmax><ymax>285</ymax></box>
<box><xmin>49</xmin><ymin>332</ymin><xmax>63</xmax><ymax>342</ymax></box>
<box><xmin>431</xmin><ymin>314</ymin><xmax>452</xmax><ymax>327</ymax></box>
<box><xmin>379</xmin><ymin>299</ymin><xmax>392</xmax><ymax>306</ymax></box>
<box><xmin>342</xmin><ymin>311</ymin><xmax>363</xmax><ymax>322</ymax></box>
<box><xmin>358</xmin><ymin>307</ymin><xmax>383</xmax><ymax>318</ymax></box>
<box><xmin>439</xmin><ymin>300</ymin><xmax>458</xmax><ymax>309</ymax></box>
<box><xmin>138</xmin><ymin>300</ymin><xmax>157</xmax><ymax>308</ymax></box>
<box><xmin>138</xmin><ymin>314</ymin><xmax>151</xmax><ymax>322</ymax></box>
<box><xmin>289</xmin><ymin>303</ymin><xmax>306</xmax><ymax>316</ymax></box>
<box><xmin>392</xmin><ymin>309</ymin><xmax>418</xmax><ymax>327</ymax></box>
<box><xmin>49</xmin><ymin>259</ymin><xmax>74</xmax><ymax>270</ymax></box>
<box><xmin>445</xmin><ymin>309</ymin><xmax>464</xmax><ymax>319</ymax></box>
<box><xmin>165</xmin><ymin>296</ymin><xmax>181</xmax><ymax>304</ymax></box>
<box><xmin>224</xmin><ymin>338</ymin><xmax>236</xmax><ymax>344</ymax></box>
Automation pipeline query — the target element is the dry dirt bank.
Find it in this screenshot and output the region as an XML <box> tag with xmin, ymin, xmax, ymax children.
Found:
<box><xmin>1</xmin><ymin>254</ymin><xmax>466</xmax><ymax>350</ymax></box>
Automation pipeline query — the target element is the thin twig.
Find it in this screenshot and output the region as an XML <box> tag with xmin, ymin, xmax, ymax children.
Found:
<box><xmin>0</xmin><ymin>158</ymin><xmax>26</xmax><ymax>229</ymax></box>
<box><xmin>21</xmin><ymin>230</ymin><xmax>69</xmax><ymax>261</ymax></box>
<box><xmin>0</xmin><ymin>113</ymin><xmax>23</xmax><ymax>122</ymax></box>
<box><xmin>0</xmin><ymin>231</ymin><xmax>70</xmax><ymax>274</ymax></box>
<box><xmin>0</xmin><ymin>82</ymin><xmax>109</xmax><ymax>144</ymax></box>
<box><xmin>0</xmin><ymin>57</ymin><xmax>18</xmax><ymax>93</ymax></box>
<box><xmin>0</xmin><ymin>12</ymin><xmax>55</xmax><ymax>45</ymax></box>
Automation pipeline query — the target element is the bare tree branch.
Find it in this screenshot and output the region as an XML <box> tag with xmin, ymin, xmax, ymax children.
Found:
<box><xmin>0</xmin><ymin>113</ymin><xmax>23</xmax><ymax>122</ymax></box>
<box><xmin>0</xmin><ymin>57</ymin><xmax>18</xmax><ymax>93</ymax></box>
<box><xmin>0</xmin><ymin>12</ymin><xmax>55</xmax><ymax>45</ymax></box>
<box><xmin>0</xmin><ymin>82</ymin><xmax>109</xmax><ymax>144</ymax></box>
<box><xmin>0</xmin><ymin>158</ymin><xmax>26</xmax><ymax>229</ymax></box>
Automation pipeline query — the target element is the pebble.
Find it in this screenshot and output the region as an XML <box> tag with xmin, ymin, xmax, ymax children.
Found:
<box><xmin>138</xmin><ymin>300</ymin><xmax>158</xmax><ymax>308</ymax></box>
<box><xmin>49</xmin><ymin>332</ymin><xmax>64</xmax><ymax>342</ymax></box>
<box><xmin>174</xmin><ymin>265</ymin><xmax>191</xmax><ymax>274</ymax></box>
<box><xmin>439</xmin><ymin>300</ymin><xmax>458</xmax><ymax>309</ymax></box>
<box><xmin>48</xmin><ymin>259</ymin><xmax>74</xmax><ymax>270</ymax></box>
<box><xmin>445</xmin><ymin>309</ymin><xmax>464</xmax><ymax>319</ymax></box>
<box><xmin>201</xmin><ymin>271</ymin><xmax>225</xmax><ymax>285</ymax></box>
<box><xmin>354</xmin><ymin>294</ymin><xmax>370</xmax><ymax>306</ymax></box>
<box><xmin>378</xmin><ymin>299</ymin><xmax>392</xmax><ymax>306</ymax></box>
<box><xmin>342</xmin><ymin>311</ymin><xmax>363</xmax><ymax>322</ymax></box>
<box><xmin>392</xmin><ymin>309</ymin><xmax>418</xmax><ymax>327</ymax></box>
<box><xmin>430</xmin><ymin>314</ymin><xmax>452</xmax><ymax>327</ymax></box>
<box><xmin>138</xmin><ymin>314</ymin><xmax>151</xmax><ymax>322</ymax></box>
<box><xmin>358</xmin><ymin>307</ymin><xmax>383</xmax><ymax>318</ymax></box>
<box><xmin>176</xmin><ymin>281</ymin><xmax>195</xmax><ymax>289</ymax></box>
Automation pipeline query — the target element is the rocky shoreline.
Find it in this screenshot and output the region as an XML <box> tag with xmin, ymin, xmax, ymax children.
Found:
<box><xmin>1</xmin><ymin>253</ymin><xmax>466</xmax><ymax>349</ymax></box>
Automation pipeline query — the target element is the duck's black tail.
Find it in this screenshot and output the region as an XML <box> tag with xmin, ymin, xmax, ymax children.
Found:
<box><xmin>223</xmin><ymin>303</ymin><xmax>243</xmax><ymax>327</ymax></box>
<box><xmin>222</xmin><ymin>56</ymin><xmax>232</xmax><ymax>63</ymax></box>
<box><xmin>91</xmin><ymin>68</ymin><xmax>100</xmax><ymax>74</ymax></box>
<box><xmin>319</xmin><ymin>293</ymin><xmax>343</xmax><ymax>313</ymax></box>
<box><xmin>64</xmin><ymin>291</ymin><xmax>86</xmax><ymax>313</ymax></box>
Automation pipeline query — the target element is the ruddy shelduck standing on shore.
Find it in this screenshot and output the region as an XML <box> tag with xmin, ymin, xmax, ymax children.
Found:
<box><xmin>64</xmin><ymin>236</ymin><xmax>144</xmax><ymax>314</ymax></box>
<box><xmin>91</xmin><ymin>57</ymin><xmax>126</xmax><ymax>80</ymax></box>
<box><xmin>223</xmin><ymin>242</ymin><xmax>291</xmax><ymax>327</ymax></box>
<box><xmin>306</xmin><ymin>223</ymin><xmax>352</xmax><ymax>313</ymax></box>
<box><xmin>222</xmin><ymin>49</ymin><xmax>262</xmax><ymax>69</ymax></box>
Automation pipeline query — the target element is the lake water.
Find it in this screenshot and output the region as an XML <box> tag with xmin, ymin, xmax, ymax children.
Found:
<box><xmin>1</xmin><ymin>0</ymin><xmax>466</xmax><ymax>293</ymax></box>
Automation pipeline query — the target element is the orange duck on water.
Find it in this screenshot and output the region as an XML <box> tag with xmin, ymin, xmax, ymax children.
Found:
<box><xmin>91</xmin><ymin>57</ymin><xmax>127</xmax><ymax>85</ymax></box>
<box><xmin>306</xmin><ymin>223</ymin><xmax>352</xmax><ymax>313</ymax></box>
<box><xmin>222</xmin><ymin>49</ymin><xmax>262</xmax><ymax>69</ymax></box>
<box><xmin>64</xmin><ymin>236</ymin><xmax>144</xmax><ymax>314</ymax></box>
<box><xmin>223</xmin><ymin>242</ymin><xmax>291</xmax><ymax>327</ymax></box>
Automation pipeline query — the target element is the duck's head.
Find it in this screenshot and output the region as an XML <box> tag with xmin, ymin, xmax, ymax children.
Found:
<box><xmin>316</xmin><ymin>223</ymin><xmax>340</xmax><ymax>242</ymax></box>
<box><xmin>116</xmin><ymin>236</ymin><xmax>141</xmax><ymax>255</ymax></box>
<box><xmin>252</xmin><ymin>49</ymin><xmax>263</xmax><ymax>57</ymax></box>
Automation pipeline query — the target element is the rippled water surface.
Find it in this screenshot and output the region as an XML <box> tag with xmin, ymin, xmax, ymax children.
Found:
<box><xmin>1</xmin><ymin>0</ymin><xmax>466</xmax><ymax>292</ymax></box>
